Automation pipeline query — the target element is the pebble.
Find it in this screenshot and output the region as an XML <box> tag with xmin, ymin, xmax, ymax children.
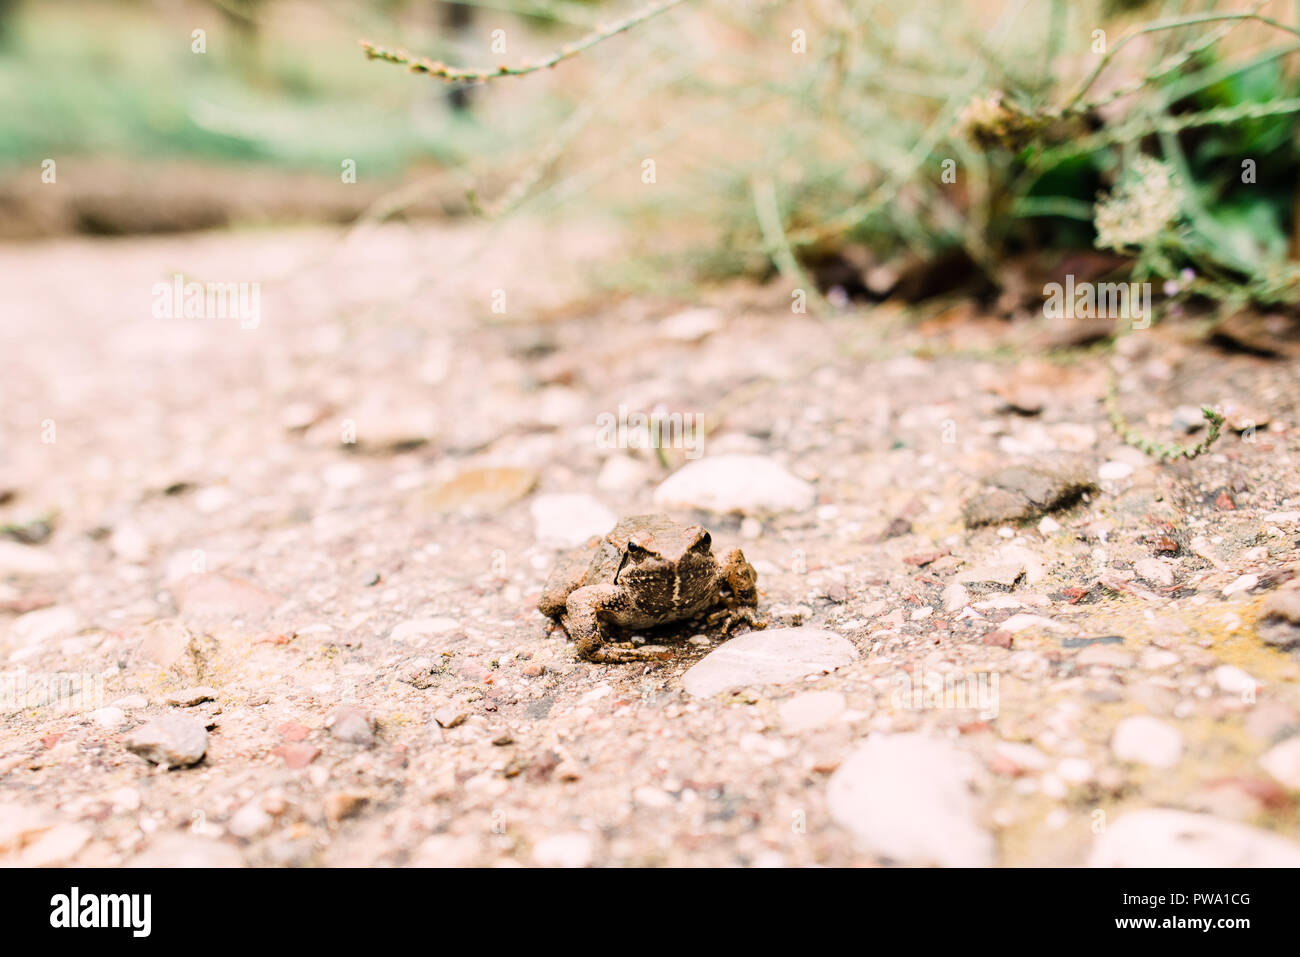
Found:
<box><xmin>0</xmin><ymin>541</ymin><xmax>62</xmax><ymax>577</ymax></box>
<box><xmin>273</xmin><ymin>744</ymin><xmax>320</xmax><ymax>770</ymax></box>
<box><xmin>1000</xmin><ymin>614</ymin><xmax>1065</xmax><ymax>633</ymax></box>
<box><xmin>532</xmin><ymin>832</ymin><xmax>595</xmax><ymax>868</ymax></box>
<box><xmin>21</xmin><ymin>823</ymin><xmax>91</xmax><ymax>867</ymax></box>
<box><xmin>1089</xmin><ymin>810</ymin><xmax>1300</xmax><ymax>866</ymax></box>
<box><xmin>943</xmin><ymin>582</ymin><xmax>969</xmax><ymax>612</ymax></box>
<box><xmin>328</xmin><ymin>707</ymin><xmax>375</xmax><ymax>746</ymax></box>
<box><xmin>165</xmin><ymin>686</ymin><xmax>217</xmax><ymax>707</ymax></box>
<box><xmin>1133</xmin><ymin>558</ymin><xmax>1175</xmax><ymax>588</ymax></box>
<box><xmin>1171</xmin><ymin>405</ymin><xmax>1207</xmax><ymax>434</ymax></box>
<box><xmin>10</xmin><ymin>605</ymin><xmax>79</xmax><ymax>647</ymax></box>
<box><xmin>109</xmin><ymin>523</ymin><xmax>151</xmax><ymax>563</ymax></box>
<box><xmin>957</xmin><ymin>563</ymin><xmax>1024</xmax><ymax>588</ymax></box>
<box><xmin>175</xmin><ymin>573</ymin><xmax>279</xmax><ymax>624</ymax></box>
<box><xmin>325</xmin><ymin>791</ymin><xmax>370</xmax><ymax>825</ymax></box>
<box><xmin>1222</xmin><ymin>574</ymin><xmax>1259</xmax><ymax>597</ymax></box>
<box><xmin>125</xmin><ymin>714</ymin><xmax>209</xmax><ymax>768</ymax></box>
<box><xmin>827</xmin><ymin>733</ymin><xmax>995</xmax><ymax>867</ymax></box>
<box><xmin>963</xmin><ymin>458</ymin><xmax>1094</xmax><ymax>527</ymax></box>
<box><xmin>1258</xmin><ymin>588</ymin><xmax>1300</xmax><ymax>648</ymax></box>
<box><xmin>228</xmin><ymin>801</ymin><xmax>274</xmax><ymax>839</ymax></box>
<box><xmin>658</xmin><ymin>307</ymin><xmax>722</xmax><ymax>341</ymax></box>
<box><xmin>1259</xmin><ymin>737</ymin><xmax>1300</xmax><ymax>790</ymax></box>
<box><xmin>89</xmin><ymin>706</ymin><xmax>127</xmax><ymax>730</ymax></box>
<box><xmin>424</xmin><ymin>467</ymin><xmax>538</xmax><ymax>513</ymax></box>
<box><xmin>681</xmin><ymin>627</ymin><xmax>857</xmax><ymax>698</ymax></box>
<box><xmin>595</xmin><ymin>457</ymin><xmax>649</xmax><ymax>493</ymax></box>
<box><xmin>652</xmin><ymin>455</ymin><xmax>816</xmax><ymax>515</ymax></box>
<box><xmin>778</xmin><ymin>690</ymin><xmax>847</xmax><ymax>733</ymax></box>
<box><xmin>1076</xmin><ymin>644</ymin><xmax>1134</xmax><ymax>668</ymax></box>
<box><xmin>530</xmin><ymin>493</ymin><xmax>617</xmax><ymax>547</ymax></box>
<box><xmin>435</xmin><ymin>706</ymin><xmax>468</xmax><ymax>729</ymax></box>
<box><xmin>1098</xmin><ymin>460</ymin><xmax>1134</xmax><ymax>481</ymax></box>
<box><xmin>127</xmin><ymin>834</ymin><xmax>243</xmax><ymax>868</ymax></box>
<box><xmin>1213</xmin><ymin>665</ymin><xmax>1256</xmax><ymax>698</ymax></box>
<box><xmin>1111</xmin><ymin>715</ymin><xmax>1183</xmax><ymax>768</ymax></box>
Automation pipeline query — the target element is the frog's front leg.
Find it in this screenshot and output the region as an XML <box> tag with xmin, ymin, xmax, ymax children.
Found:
<box><xmin>707</xmin><ymin>548</ymin><xmax>766</xmax><ymax>634</ymax></box>
<box><xmin>566</xmin><ymin>584</ymin><xmax>671</xmax><ymax>663</ymax></box>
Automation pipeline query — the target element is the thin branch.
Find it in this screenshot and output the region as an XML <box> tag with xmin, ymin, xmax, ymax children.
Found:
<box><xmin>359</xmin><ymin>0</ymin><xmax>690</xmax><ymax>83</ymax></box>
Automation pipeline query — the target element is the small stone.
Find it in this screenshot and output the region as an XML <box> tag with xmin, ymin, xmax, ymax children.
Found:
<box><xmin>982</xmin><ymin>630</ymin><xmax>1013</xmax><ymax>649</ymax></box>
<box><xmin>530</xmin><ymin>494</ymin><xmax>617</xmax><ymax>547</ymax></box>
<box><xmin>1111</xmin><ymin>715</ymin><xmax>1183</xmax><ymax>768</ymax></box>
<box><xmin>164</xmin><ymin>686</ymin><xmax>217</xmax><ymax>707</ymax></box>
<box><xmin>127</xmin><ymin>834</ymin><xmax>243</xmax><ymax>868</ymax></box>
<box><xmin>125</xmin><ymin>714</ymin><xmax>209</xmax><ymax>768</ymax></box>
<box><xmin>0</xmin><ymin>542</ymin><xmax>62</xmax><ymax>577</ymax></box>
<box><xmin>1133</xmin><ymin>558</ymin><xmax>1175</xmax><ymax>588</ymax></box>
<box><xmin>1223</xmin><ymin>574</ymin><xmax>1258</xmax><ymax>597</ymax></box>
<box><xmin>1000</xmin><ymin>614</ymin><xmax>1066</xmax><ymax>633</ymax></box>
<box><xmin>411</xmin><ymin>834</ymin><xmax>484</xmax><ymax>868</ymax></box>
<box><xmin>328</xmin><ymin>707</ymin><xmax>375</xmax><ymax>746</ymax></box>
<box><xmin>827</xmin><ymin>733</ymin><xmax>995</xmax><ymax>867</ymax></box>
<box><xmin>532</xmin><ymin>832</ymin><xmax>594</xmax><ymax>868</ymax></box>
<box><xmin>957</xmin><ymin>563</ymin><xmax>1024</xmax><ymax>588</ymax></box>
<box><xmin>325</xmin><ymin>791</ymin><xmax>370</xmax><ymax>825</ymax></box>
<box><xmin>681</xmin><ymin>627</ymin><xmax>857</xmax><ymax>698</ymax></box>
<box><xmin>1213</xmin><ymin>665</ymin><xmax>1256</xmax><ymax>698</ymax></box>
<box><xmin>10</xmin><ymin>605</ymin><xmax>79</xmax><ymax>647</ymax></box>
<box><xmin>943</xmin><ymin>582</ymin><xmax>969</xmax><ymax>612</ymax></box>
<box><xmin>272</xmin><ymin>744</ymin><xmax>320</xmax><ymax>770</ymax></box>
<box><xmin>1089</xmin><ymin>810</ymin><xmax>1300</xmax><ymax>866</ymax></box>
<box><xmin>963</xmin><ymin>458</ymin><xmax>1095</xmax><ymax>527</ymax></box>
<box><xmin>435</xmin><ymin>706</ymin><xmax>467</xmax><ymax>729</ymax></box>
<box><xmin>228</xmin><ymin>801</ymin><xmax>273</xmax><ymax>839</ymax></box>
<box><xmin>21</xmin><ymin>823</ymin><xmax>92</xmax><ymax>867</ymax></box>
<box><xmin>1259</xmin><ymin>737</ymin><xmax>1300</xmax><ymax>790</ymax></box>
<box><xmin>109</xmin><ymin>523</ymin><xmax>151</xmax><ymax>563</ymax></box>
<box><xmin>1171</xmin><ymin>405</ymin><xmax>1207</xmax><ymax>434</ymax></box>
<box><xmin>112</xmin><ymin>694</ymin><xmax>148</xmax><ymax>710</ymax></box>
<box><xmin>423</xmin><ymin>467</ymin><xmax>537</xmax><ymax>513</ymax></box>
<box><xmin>89</xmin><ymin>706</ymin><xmax>126</xmax><ymax>730</ymax></box>
<box><xmin>652</xmin><ymin>455</ymin><xmax>816</xmax><ymax>515</ymax></box>
<box><xmin>1076</xmin><ymin>644</ymin><xmax>1134</xmax><ymax>668</ymax></box>
<box><xmin>174</xmin><ymin>573</ymin><xmax>279</xmax><ymax>625</ymax></box>
<box><xmin>1259</xmin><ymin>588</ymin><xmax>1300</xmax><ymax>648</ymax></box>
<box><xmin>595</xmin><ymin>457</ymin><xmax>649</xmax><ymax>493</ymax></box>
<box><xmin>778</xmin><ymin>690</ymin><xmax>847</xmax><ymax>733</ymax></box>
<box><xmin>659</xmin><ymin>307</ymin><xmax>722</xmax><ymax>341</ymax></box>
<box><xmin>1098</xmin><ymin>460</ymin><xmax>1134</xmax><ymax>481</ymax></box>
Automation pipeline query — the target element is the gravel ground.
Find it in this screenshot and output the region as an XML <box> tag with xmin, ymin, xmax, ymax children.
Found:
<box><xmin>2</xmin><ymin>222</ymin><xmax>1299</xmax><ymax>867</ymax></box>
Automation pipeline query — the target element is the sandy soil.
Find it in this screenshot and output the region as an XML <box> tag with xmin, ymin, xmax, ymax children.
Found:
<box><xmin>1</xmin><ymin>221</ymin><xmax>1299</xmax><ymax>867</ymax></box>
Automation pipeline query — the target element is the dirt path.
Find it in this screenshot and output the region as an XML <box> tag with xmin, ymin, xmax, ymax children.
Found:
<box><xmin>2</xmin><ymin>223</ymin><xmax>1299</xmax><ymax>867</ymax></box>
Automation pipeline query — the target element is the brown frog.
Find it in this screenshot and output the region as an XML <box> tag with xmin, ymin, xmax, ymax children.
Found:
<box><xmin>538</xmin><ymin>514</ymin><xmax>763</xmax><ymax>663</ymax></box>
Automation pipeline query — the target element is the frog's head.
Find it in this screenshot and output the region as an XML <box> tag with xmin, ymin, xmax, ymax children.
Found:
<box><xmin>615</xmin><ymin>518</ymin><xmax>719</xmax><ymax>616</ymax></box>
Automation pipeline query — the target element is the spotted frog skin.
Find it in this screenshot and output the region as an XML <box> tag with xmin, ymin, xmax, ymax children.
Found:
<box><xmin>537</xmin><ymin>514</ymin><xmax>763</xmax><ymax>663</ymax></box>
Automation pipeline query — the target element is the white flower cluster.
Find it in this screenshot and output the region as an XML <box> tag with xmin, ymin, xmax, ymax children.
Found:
<box><xmin>1094</xmin><ymin>155</ymin><xmax>1185</xmax><ymax>249</ymax></box>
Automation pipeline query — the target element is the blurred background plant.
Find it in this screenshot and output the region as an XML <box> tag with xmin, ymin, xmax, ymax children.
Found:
<box><xmin>6</xmin><ymin>0</ymin><xmax>1300</xmax><ymax>329</ymax></box>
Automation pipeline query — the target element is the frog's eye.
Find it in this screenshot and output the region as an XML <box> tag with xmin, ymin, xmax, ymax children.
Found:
<box><xmin>691</xmin><ymin>530</ymin><xmax>712</xmax><ymax>552</ymax></box>
<box><xmin>627</xmin><ymin>540</ymin><xmax>650</xmax><ymax>559</ymax></box>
